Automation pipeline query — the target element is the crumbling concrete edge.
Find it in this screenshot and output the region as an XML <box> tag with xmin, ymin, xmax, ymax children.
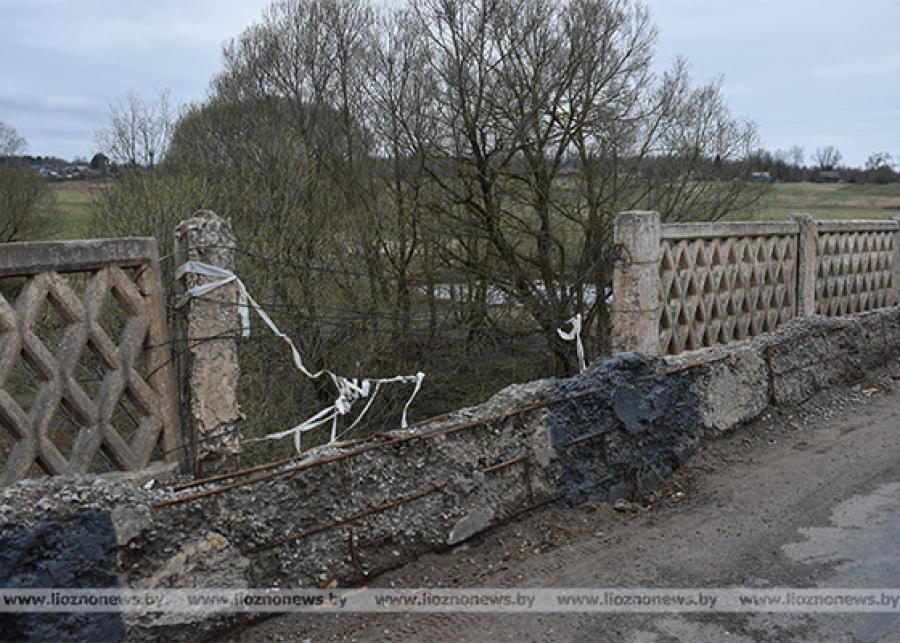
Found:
<box><xmin>667</xmin><ymin>307</ymin><xmax>900</xmax><ymax>437</ymax></box>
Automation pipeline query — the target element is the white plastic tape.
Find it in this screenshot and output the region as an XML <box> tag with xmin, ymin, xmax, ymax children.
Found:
<box><xmin>175</xmin><ymin>261</ymin><xmax>252</xmax><ymax>340</ymax></box>
<box><xmin>176</xmin><ymin>261</ymin><xmax>425</xmax><ymax>453</ymax></box>
<box><xmin>557</xmin><ymin>313</ymin><xmax>587</xmax><ymax>372</ymax></box>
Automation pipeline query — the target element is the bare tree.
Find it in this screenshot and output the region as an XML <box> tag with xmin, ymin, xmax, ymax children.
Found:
<box><xmin>165</xmin><ymin>0</ymin><xmax>402</xmax><ymax>428</ymax></box>
<box><xmin>814</xmin><ymin>145</ymin><xmax>842</xmax><ymax>171</ymax></box>
<box><xmin>366</xmin><ymin>7</ymin><xmax>439</xmax><ymax>337</ymax></box>
<box><xmin>865</xmin><ymin>151</ymin><xmax>893</xmax><ymax>171</ymax></box>
<box><xmin>0</xmin><ymin>123</ymin><xmax>57</xmax><ymax>241</ymax></box>
<box><xmin>0</xmin><ymin>121</ymin><xmax>27</xmax><ymax>157</ymax></box>
<box><xmin>864</xmin><ymin>151</ymin><xmax>896</xmax><ymax>184</ymax></box>
<box><xmin>157</xmin><ymin>0</ymin><xmax>761</xmax><ymax>375</ymax></box>
<box><xmin>407</xmin><ymin>0</ymin><xmax>762</xmax><ymax>370</ymax></box>
<box><xmin>97</xmin><ymin>0</ymin><xmax>772</xmax><ymax>447</ymax></box>
<box><xmin>0</xmin><ymin>169</ymin><xmax>58</xmax><ymax>241</ymax></box>
<box><xmin>95</xmin><ymin>90</ymin><xmax>174</xmax><ymax>168</ymax></box>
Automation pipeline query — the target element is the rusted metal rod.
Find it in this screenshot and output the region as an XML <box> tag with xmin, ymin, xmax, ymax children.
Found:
<box><xmin>563</xmin><ymin>429</ymin><xmax>609</xmax><ymax>449</ymax></box>
<box><xmin>240</xmin><ymin>484</ymin><xmax>442</xmax><ymax>556</ymax></box>
<box><xmin>156</xmin><ymin>383</ymin><xmax>629</xmax><ymax>508</ymax></box>
<box><xmin>173</xmin><ymin>413</ymin><xmax>461</xmax><ymax>491</ymax></box>
<box><xmin>171</xmin><ymin>454</ymin><xmax>300</xmax><ymax>491</ymax></box>
<box><xmin>480</xmin><ymin>454</ymin><xmax>528</xmax><ymax>474</ymax></box>
<box><xmin>523</xmin><ymin>458</ymin><xmax>534</xmax><ymax>504</ymax></box>
<box><xmin>156</xmin><ymin>402</ymin><xmax>548</xmax><ymax>507</ymax></box>
<box><xmin>347</xmin><ymin>527</ymin><xmax>363</xmax><ymax>575</ymax></box>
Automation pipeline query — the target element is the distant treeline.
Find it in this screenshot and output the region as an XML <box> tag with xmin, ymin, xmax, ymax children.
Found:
<box><xmin>748</xmin><ymin>146</ymin><xmax>898</xmax><ymax>184</ymax></box>
<box><xmin>0</xmin><ymin>152</ymin><xmax>115</xmax><ymax>181</ymax></box>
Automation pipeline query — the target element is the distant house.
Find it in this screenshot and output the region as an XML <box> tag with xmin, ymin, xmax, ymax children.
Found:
<box><xmin>818</xmin><ymin>169</ymin><xmax>848</xmax><ymax>183</ymax></box>
<box><xmin>63</xmin><ymin>163</ymin><xmax>90</xmax><ymax>177</ymax></box>
<box><xmin>751</xmin><ymin>171</ymin><xmax>773</xmax><ymax>182</ymax></box>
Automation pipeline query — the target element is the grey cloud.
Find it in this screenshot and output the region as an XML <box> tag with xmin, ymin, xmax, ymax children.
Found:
<box><xmin>2</xmin><ymin>0</ymin><xmax>898</xmax><ymax>164</ymax></box>
<box><xmin>0</xmin><ymin>0</ymin><xmax>270</xmax><ymax>158</ymax></box>
<box><xmin>651</xmin><ymin>0</ymin><xmax>900</xmax><ymax>166</ymax></box>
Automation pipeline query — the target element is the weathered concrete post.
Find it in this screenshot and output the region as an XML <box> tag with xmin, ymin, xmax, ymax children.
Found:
<box><xmin>174</xmin><ymin>210</ymin><xmax>243</xmax><ymax>476</ymax></box>
<box><xmin>612</xmin><ymin>211</ymin><xmax>661</xmax><ymax>355</ymax></box>
<box><xmin>892</xmin><ymin>216</ymin><xmax>900</xmax><ymax>307</ymax></box>
<box><xmin>790</xmin><ymin>212</ymin><xmax>818</xmax><ymax>316</ymax></box>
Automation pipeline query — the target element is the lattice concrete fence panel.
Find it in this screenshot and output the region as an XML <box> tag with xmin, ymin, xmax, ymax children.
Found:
<box><xmin>815</xmin><ymin>221</ymin><xmax>898</xmax><ymax>316</ymax></box>
<box><xmin>612</xmin><ymin>212</ymin><xmax>900</xmax><ymax>357</ymax></box>
<box><xmin>658</xmin><ymin>223</ymin><xmax>798</xmax><ymax>355</ymax></box>
<box><xmin>0</xmin><ymin>239</ymin><xmax>179</xmax><ymax>486</ymax></box>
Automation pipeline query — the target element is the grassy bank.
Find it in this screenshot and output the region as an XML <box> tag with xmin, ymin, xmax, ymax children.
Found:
<box><xmin>728</xmin><ymin>182</ymin><xmax>900</xmax><ymax>221</ymax></box>
<box><xmin>49</xmin><ymin>181</ymin><xmax>105</xmax><ymax>239</ymax></box>
<box><xmin>45</xmin><ymin>180</ymin><xmax>900</xmax><ymax>242</ymax></box>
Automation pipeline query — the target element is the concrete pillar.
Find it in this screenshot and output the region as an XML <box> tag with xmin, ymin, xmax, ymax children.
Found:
<box><xmin>612</xmin><ymin>211</ymin><xmax>661</xmax><ymax>355</ymax></box>
<box><xmin>790</xmin><ymin>212</ymin><xmax>818</xmax><ymax>316</ymax></box>
<box><xmin>892</xmin><ymin>216</ymin><xmax>900</xmax><ymax>307</ymax></box>
<box><xmin>174</xmin><ymin>210</ymin><xmax>243</xmax><ymax>476</ymax></box>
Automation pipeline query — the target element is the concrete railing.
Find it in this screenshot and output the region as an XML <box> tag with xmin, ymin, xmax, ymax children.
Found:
<box><xmin>612</xmin><ymin>211</ymin><xmax>900</xmax><ymax>356</ymax></box>
<box><xmin>0</xmin><ymin>219</ymin><xmax>244</xmax><ymax>487</ymax></box>
<box><xmin>5</xmin><ymin>304</ymin><xmax>899</xmax><ymax>642</ymax></box>
<box><xmin>4</xmin><ymin>217</ymin><xmax>900</xmax><ymax>640</ymax></box>
<box><xmin>0</xmin><ymin>238</ymin><xmax>180</xmax><ymax>485</ymax></box>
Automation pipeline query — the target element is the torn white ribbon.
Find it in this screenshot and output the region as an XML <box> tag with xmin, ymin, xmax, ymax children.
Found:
<box><xmin>175</xmin><ymin>261</ymin><xmax>252</xmax><ymax>343</ymax></box>
<box><xmin>176</xmin><ymin>261</ymin><xmax>425</xmax><ymax>453</ymax></box>
<box><xmin>557</xmin><ymin>312</ymin><xmax>587</xmax><ymax>372</ymax></box>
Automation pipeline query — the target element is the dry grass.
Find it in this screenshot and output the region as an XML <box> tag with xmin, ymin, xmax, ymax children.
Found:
<box><xmin>727</xmin><ymin>182</ymin><xmax>900</xmax><ymax>221</ymax></box>
<box><xmin>49</xmin><ymin>181</ymin><xmax>109</xmax><ymax>239</ymax></box>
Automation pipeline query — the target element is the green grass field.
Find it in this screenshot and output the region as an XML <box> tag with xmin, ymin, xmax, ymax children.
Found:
<box><xmin>50</xmin><ymin>182</ymin><xmax>101</xmax><ymax>239</ymax></box>
<box><xmin>46</xmin><ymin>180</ymin><xmax>900</xmax><ymax>242</ymax></box>
<box><xmin>727</xmin><ymin>182</ymin><xmax>900</xmax><ymax>221</ymax></box>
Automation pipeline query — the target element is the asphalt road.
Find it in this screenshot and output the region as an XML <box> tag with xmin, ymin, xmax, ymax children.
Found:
<box><xmin>242</xmin><ymin>365</ymin><xmax>900</xmax><ymax>643</ymax></box>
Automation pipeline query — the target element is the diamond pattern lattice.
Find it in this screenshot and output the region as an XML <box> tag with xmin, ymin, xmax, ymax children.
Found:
<box><xmin>658</xmin><ymin>235</ymin><xmax>798</xmax><ymax>355</ymax></box>
<box><xmin>815</xmin><ymin>231</ymin><xmax>895</xmax><ymax>316</ymax></box>
<box><xmin>0</xmin><ymin>240</ymin><xmax>178</xmax><ymax>486</ymax></box>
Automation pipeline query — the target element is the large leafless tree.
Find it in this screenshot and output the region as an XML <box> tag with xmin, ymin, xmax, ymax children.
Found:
<box><xmin>0</xmin><ymin>120</ymin><xmax>27</xmax><ymax>157</ymax></box>
<box><xmin>399</xmin><ymin>0</ymin><xmax>762</xmax><ymax>366</ymax></box>
<box><xmin>95</xmin><ymin>90</ymin><xmax>174</xmax><ymax>169</ymax></box>
<box><xmin>99</xmin><ymin>0</ymin><xmax>766</xmax><ymax>391</ymax></box>
<box><xmin>813</xmin><ymin>145</ymin><xmax>842</xmax><ymax>171</ymax></box>
<box><xmin>0</xmin><ymin>121</ymin><xmax>57</xmax><ymax>242</ymax></box>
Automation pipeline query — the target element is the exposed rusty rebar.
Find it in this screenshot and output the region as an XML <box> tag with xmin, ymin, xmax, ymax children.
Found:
<box><xmin>523</xmin><ymin>458</ymin><xmax>534</xmax><ymax>504</ymax></box>
<box><xmin>154</xmin><ymin>389</ymin><xmax>611</xmax><ymax>508</ymax></box>
<box><xmin>480</xmin><ymin>454</ymin><xmax>528</xmax><ymax>474</ymax></box>
<box><xmin>159</xmin><ymin>362</ymin><xmax>742</xmax><ymax>509</ymax></box>
<box><xmin>347</xmin><ymin>527</ymin><xmax>363</xmax><ymax>576</ymax></box>
<box><xmin>172</xmin><ymin>413</ymin><xmax>461</xmax><ymax>491</ymax></box>
<box><xmin>562</xmin><ymin>429</ymin><xmax>609</xmax><ymax>449</ymax></box>
<box><xmin>240</xmin><ymin>484</ymin><xmax>442</xmax><ymax>556</ymax></box>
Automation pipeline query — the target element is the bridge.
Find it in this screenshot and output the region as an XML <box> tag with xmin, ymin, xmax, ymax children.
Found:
<box><xmin>1</xmin><ymin>210</ymin><xmax>898</xmax><ymax>640</ymax></box>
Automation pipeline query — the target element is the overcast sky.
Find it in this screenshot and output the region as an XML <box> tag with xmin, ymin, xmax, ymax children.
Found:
<box><xmin>1</xmin><ymin>0</ymin><xmax>898</xmax><ymax>166</ymax></box>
